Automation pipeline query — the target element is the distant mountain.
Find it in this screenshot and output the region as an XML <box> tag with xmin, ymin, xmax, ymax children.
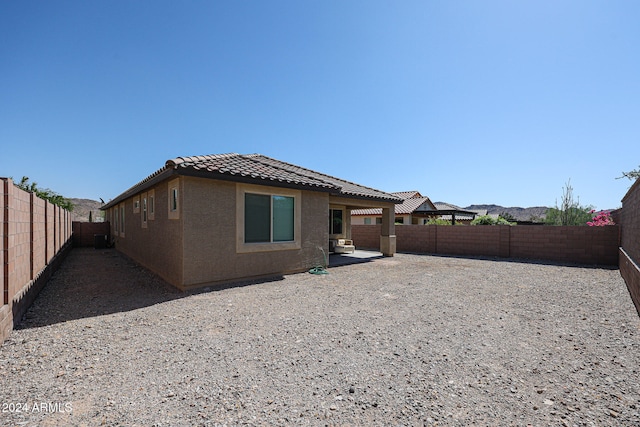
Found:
<box><xmin>465</xmin><ymin>204</ymin><xmax>549</xmax><ymax>222</ymax></box>
<box><xmin>69</xmin><ymin>198</ymin><xmax>104</xmax><ymax>222</ymax></box>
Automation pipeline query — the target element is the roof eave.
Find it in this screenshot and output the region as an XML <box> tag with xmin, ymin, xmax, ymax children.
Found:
<box><xmin>173</xmin><ymin>167</ymin><xmax>342</xmax><ymax>194</ymax></box>
<box><xmin>101</xmin><ymin>168</ymin><xmax>175</xmax><ymax>210</ymax></box>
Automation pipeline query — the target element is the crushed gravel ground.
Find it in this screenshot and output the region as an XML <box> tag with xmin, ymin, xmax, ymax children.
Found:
<box><xmin>1</xmin><ymin>248</ymin><xmax>639</xmax><ymax>426</ymax></box>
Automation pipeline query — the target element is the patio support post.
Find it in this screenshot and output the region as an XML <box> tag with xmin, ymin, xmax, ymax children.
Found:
<box><xmin>380</xmin><ymin>206</ymin><xmax>396</xmax><ymax>257</ymax></box>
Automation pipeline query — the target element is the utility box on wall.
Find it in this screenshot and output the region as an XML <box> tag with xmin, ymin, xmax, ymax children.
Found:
<box><xmin>94</xmin><ymin>234</ymin><xmax>107</xmax><ymax>249</ymax></box>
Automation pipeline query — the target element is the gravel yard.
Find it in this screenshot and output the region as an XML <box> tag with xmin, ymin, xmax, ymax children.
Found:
<box><xmin>1</xmin><ymin>248</ymin><xmax>639</xmax><ymax>426</ymax></box>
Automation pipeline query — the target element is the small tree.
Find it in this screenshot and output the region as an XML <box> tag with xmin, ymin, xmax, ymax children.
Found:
<box><xmin>499</xmin><ymin>212</ymin><xmax>517</xmax><ymax>223</ymax></box>
<box><xmin>617</xmin><ymin>165</ymin><xmax>640</xmax><ymax>181</ymax></box>
<box><xmin>544</xmin><ymin>179</ymin><xmax>592</xmax><ymax>226</ymax></box>
<box><xmin>528</xmin><ymin>214</ymin><xmax>545</xmax><ymax>223</ymax></box>
<box><xmin>14</xmin><ymin>177</ymin><xmax>74</xmax><ymax>211</ymax></box>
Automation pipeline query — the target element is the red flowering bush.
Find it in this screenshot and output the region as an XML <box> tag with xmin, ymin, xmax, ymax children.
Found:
<box><xmin>587</xmin><ymin>210</ymin><xmax>615</xmax><ymax>226</ymax></box>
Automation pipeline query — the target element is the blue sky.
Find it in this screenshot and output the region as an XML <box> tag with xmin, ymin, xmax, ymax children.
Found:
<box><xmin>2</xmin><ymin>1</ymin><xmax>639</xmax><ymax>210</ymax></box>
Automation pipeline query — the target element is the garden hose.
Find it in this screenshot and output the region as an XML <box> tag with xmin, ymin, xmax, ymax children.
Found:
<box><xmin>309</xmin><ymin>246</ymin><xmax>329</xmax><ymax>275</ymax></box>
<box><xmin>309</xmin><ymin>266</ymin><xmax>329</xmax><ymax>275</ymax></box>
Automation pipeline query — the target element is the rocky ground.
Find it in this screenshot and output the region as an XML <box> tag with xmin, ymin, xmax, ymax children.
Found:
<box><xmin>0</xmin><ymin>248</ymin><xmax>638</xmax><ymax>426</ymax></box>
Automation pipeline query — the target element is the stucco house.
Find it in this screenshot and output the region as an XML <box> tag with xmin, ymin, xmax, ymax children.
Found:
<box><xmin>351</xmin><ymin>191</ymin><xmax>438</xmax><ymax>225</ymax></box>
<box><xmin>352</xmin><ymin>192</ymin><xmax>481</xmax><ymax>225</ymax></box>
<box><xmin>433</xmin><ymin>202</ymin><xmax>481</xmax><ymax>225</ymax></box>
<box><xmin>101</xmin><ymin>153</ymin><xmax>401</xmax><ymax>290</ymax></box>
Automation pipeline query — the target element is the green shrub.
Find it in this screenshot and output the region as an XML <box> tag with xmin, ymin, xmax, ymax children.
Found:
<box><xmin>470</xmin><ymin>215</ymin><xmax>514</xmax><ymax>226</ymax></box>
<box><xmin>426</xmin><ymin>218</ymin><xmax>461</xmax><ymax>226</ymax></box>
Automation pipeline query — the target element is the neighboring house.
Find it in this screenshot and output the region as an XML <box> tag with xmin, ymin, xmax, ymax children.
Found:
<box><xmin>433</xmin><ymin>202</ymin><xmax>481</xmax><ymax>225</ymax></box>
<box><xmin>352</xmin><ymin>191</ymin><xmax>438</xmax><ymax>225</ymax></box>
<box><xmin>101</xmin><ymin>153</ymin><xmax>401</xmax><ymax>290</ymax></box>
<box><xmin>352</xmin><ymin>193</ymin><xmax>481</xmax><ymax>226</ymax></box>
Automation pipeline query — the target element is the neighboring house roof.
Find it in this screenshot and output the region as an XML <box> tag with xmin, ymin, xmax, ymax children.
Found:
<box><xmin>433</xmin><ymin>202</ymin><xmax>479</xmax><ymax>220</ymax></box>
<box><xmin>103</xmin><ymin>153</ymin><xmax>402</xmax><ymax>209</ymax></box>
<box><xmin>433</xmin><ymin>202</ymin><xmax>459</xmax><ymax>211</ymax></box>
<box><xmin>352</xmin><ymin>191</ymin><xmax>437</xmax><ymax>216</ymax></box>
<box><xmin>393</xmin><ymin>190</ymin><xmax>423</xmax><ymax>200</ymax></box>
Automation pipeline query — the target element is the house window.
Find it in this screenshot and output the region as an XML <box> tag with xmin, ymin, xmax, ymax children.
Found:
<box><xmin>149</xmin><ymin>193</ymin><xmax>155</xmax><ymax>218</ymax></box>
<box><xmin>364</xmin><ymin>217</ymin><xmax>371</xmax><ymax>225</ymax></box>
<box><xmin>114</xmin><ymin>208</ymin><xmax>119</xmax><ymax>233</ymax></box>
<box><xmin>376</xmin><ymin>218</ymin><xmax>382</xmax><ymax>225</ymax></box>
<box><xmin>142</xmin><ymin>196</ymin><xmax>148</xmax><ymax>227</ymax></box>
<box><xmin>120</xmin><ymin>204</ymin><xmax>125</xmax><ymax>237</ymax></box>
<box><xmin>168</xmin><ymin>179</ymin><xmax>180</xmax><ymax>220</ymax></box>
<box><xmin>245</xmin><ymin>193</ymin><xmax>294</xmax><ymax>243</ymax></box>
<box><xmin>237</xmin><ymin>184</ymin><xmax>301</xmax><ymax>253</ymax></box>
<box><xmin>329</xmin><ymin>209</ymin><xmax>343</xmax><ymax>235</ymax></box>
<box><xmin>395</xmin><ymin>217</ymin><xmax>404</xmax><ymax>224</ymax></box>
<box><xmin>171</xmin><ymin>189</ymin><xmax>178</xmax><ymax>211</ymax></box>
<box><xmin>133</xmin><ymin>196</ymin><xmax>140</xmax><ymax>213</ymax></box>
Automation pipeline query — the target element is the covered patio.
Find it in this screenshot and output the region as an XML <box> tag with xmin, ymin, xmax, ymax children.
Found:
<box><xmin>329</xmin><ymin>195</ymin><xmax>400</xmax><ymax>257</ymax></box>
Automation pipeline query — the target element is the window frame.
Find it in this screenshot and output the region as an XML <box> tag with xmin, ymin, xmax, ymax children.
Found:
<box><xmin>236</xmin><ymin>184</ymin><xmax>301</xmax><ymax>253</ymax></box>
<box><xmin>142</xmin><ymin>194</ymin><xmax>148</xmax><ymax>228</ymax></box>
<box><xmin>148</xmin><ymin>189</ymin><xmax>155</xmax><ymax>221</ymax></box>
<box><xmin>119</xmin><ymin>204</ymin><xmax>125</xmax><ymax>237</ymax></box>
<box><xmin>329</xmin><ymin>208</ymin><xmax>344</xmax><ymax>236</ymax></box>
<box><xmin>168</xmin><ymin>179</ymin><xmax>180</xmax><ymax>220</ymax></box>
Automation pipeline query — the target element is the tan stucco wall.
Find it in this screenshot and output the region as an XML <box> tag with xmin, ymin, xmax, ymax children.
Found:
<box><xmin>181</xmin><ymin>177</ymin><xmax>329</xmax><ymax>289</ymax></box>
<box><xmin>106</xmin><ymin>175</ymin><xmax>397</xmax><ymax>289</ymax></box>
<box><xmin>108</xmin><ymin>179</ymin><xmax>184</xmax><ymax>287</ymax></box>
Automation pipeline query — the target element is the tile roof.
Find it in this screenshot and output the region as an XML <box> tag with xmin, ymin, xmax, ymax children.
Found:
<box><xmin>352</xmin><ymin>191</ymin><xmax>436</xmax><ymax>216</ymax></box>
<box><xmin>393</xmin><ymin>190</ymin><xmax>422</xmax><ymax>199</ymax></box>
<box><xmin>103</xmin><ymin>153</ymin><xmax>401</xmax><ymax>209</ymax></box>
<box><xmin>433</xmin><ymin>202</ymin><xmax>479</xmax><ymax>220</ymax></box>
<box><xmin>168</xmin><ymin>154</ymin><xmax>339</xmax><ymax>192</ymax></box>
<box><xmin>433</xmin><ymin>202</ymin><xmax>462</xmax><ymax>211</ymax></box>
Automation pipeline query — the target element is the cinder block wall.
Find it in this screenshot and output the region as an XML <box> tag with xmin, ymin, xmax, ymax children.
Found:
<box><xmin>618</xmin><ymin>179</ymin><xmax>640</xmax><ymax>316</ymax></box>
<box><xmin>510</xmin><ymin>226</ymin><xmax>619</xmax><ymax>265</ymax></box>
<box><xmin>347</xmin><ymin>224</ymin><xmax>381</xmax><ymax>251</ymax></box>
<box><xmin>619</xmin><ymin>180</ymin><xmax>640</xmax><ymax>263</ymax></box>
<box><xmin>72</xmin><ymin>222</ymin><xmax>111</xmax><ymax>247</ymax></box>
<box><xmin>0</xmin><ymin>178</ymin><xmax>73</xmax><ymax>345</ymax></box>
<box><xmin>0</xmin><ymin>183</ymin><xmax>9</xmax><ymax>341</ymax></box>
<box><xmin>352</xmin><ymin>224</ymin><xmax>619</xmax><ymax>265</ymax></box>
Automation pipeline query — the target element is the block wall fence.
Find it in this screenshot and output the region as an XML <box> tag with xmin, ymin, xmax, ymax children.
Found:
<box><xmin>616</xmin><ymin>178</ymin><xmax>640</xmax><ymax>316</ymax></box>
<box><xmin>352</xmin><ymin>224</ymin><xmax>620</xmax><ymax>266</ymax></box>
<box><xmin>2</xmin><ymin>174</ymin><xmax>640</xmax><ymax>347</ymax></box>
<box><xmin>72</xmin><ymin>221</ymin><xmax>110</xmax><ymax>247</ymax></box>
<box><xmin>1</xmin><ymin>178</ymin><xmax>73</xmax><ymax>345</ymax></box>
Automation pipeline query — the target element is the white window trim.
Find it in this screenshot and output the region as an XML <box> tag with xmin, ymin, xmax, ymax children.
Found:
<box><xmin>236</xmin><ymin>183</ymin><xmax>301</xmax><ymax>253</ymax></box>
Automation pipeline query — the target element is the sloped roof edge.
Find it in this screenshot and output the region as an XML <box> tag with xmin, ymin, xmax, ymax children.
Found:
<box><xmin>103</xmin><ymin>153</ymin><xmax>401</xmax><ymax>209</ymax></box>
